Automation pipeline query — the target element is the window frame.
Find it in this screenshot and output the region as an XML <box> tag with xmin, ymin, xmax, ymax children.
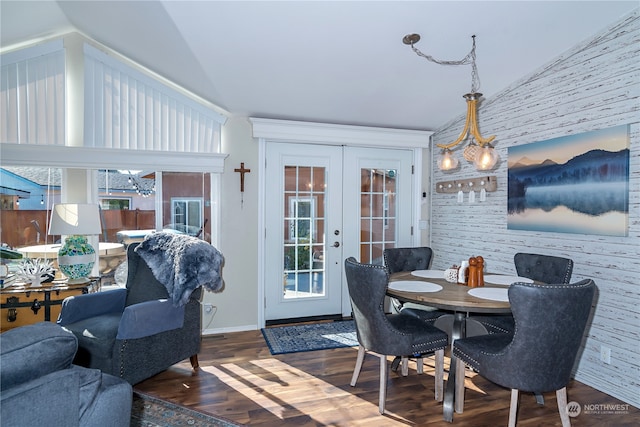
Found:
<box><xmin>171</xmin><ymin>197</ymin><xmax>204</xmax><ymax>233</ymax></box>
<box><xmin>1</xmin><ymin>147</ymin><xmax>225</xmax><ymax>249</ymax></box>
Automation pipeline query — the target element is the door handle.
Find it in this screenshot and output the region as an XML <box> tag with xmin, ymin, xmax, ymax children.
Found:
<box><xmin>333</xmin><ymin>242</ymin><xmax>340</xmax><ymax>248</ymax></box>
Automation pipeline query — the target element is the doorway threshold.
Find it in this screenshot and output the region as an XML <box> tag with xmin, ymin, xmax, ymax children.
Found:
<box><xmin>265</xmin><ymin>313</ymin><xmax>346</xmax><ymax>327</ymax></box>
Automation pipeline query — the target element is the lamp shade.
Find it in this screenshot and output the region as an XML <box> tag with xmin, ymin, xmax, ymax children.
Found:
<box><xmin>48</xmin><ymin>204</ymin><xmax>102</xmax><ymax>236</ymax></box>
<box><xmin>48</xmin><ymin>204</ymin><xmax>102</xmax><ymax>283</ymax></box>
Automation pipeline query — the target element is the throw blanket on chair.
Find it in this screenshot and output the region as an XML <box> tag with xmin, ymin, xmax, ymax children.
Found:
<box><xmin>135</xmin><ymin>232</ymin><xmax>224</xmax><ymax>306</ymax></box>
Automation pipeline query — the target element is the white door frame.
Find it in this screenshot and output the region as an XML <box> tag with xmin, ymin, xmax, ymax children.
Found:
<box><xmin>252</xmin><ymin>118</ymin><xmax>432</xmax><ymax>328</ymax></box>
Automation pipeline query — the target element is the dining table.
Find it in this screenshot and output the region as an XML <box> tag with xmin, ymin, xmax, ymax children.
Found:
<box><xmin>387</xmin><ymin>269</ymin><xmax>534</xmax><ymax>422</ymax></box>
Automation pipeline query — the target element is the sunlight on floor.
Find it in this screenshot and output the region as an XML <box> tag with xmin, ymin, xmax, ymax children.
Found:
<box><xmin>461</xmin><ymin>367</ymin><xmax>487</xmax><ymax>395</ymax></box>
<box><xmin>201</xmin><ymin>357</ymin><xmax>415</xmax><ymax>424</ymax></box>
<box><xmin>429</xmin><ymin>355</ymin><xmax>488</xmax><ymax>396</ymax></box>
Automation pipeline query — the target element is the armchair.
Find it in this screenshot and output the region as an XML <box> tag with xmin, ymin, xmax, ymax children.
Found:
<box><xmin>1</xmin><ymin>322</ymin><xmax>132</xmax><ymax>426</ymax></box>
<box><xmin>452</xmin><ymin>279</ymin><xmax>596</xmax><ymax>426</ymax></box>
<box><xmin>58</xmin><ymin>234</ymin><xmax>223</xmax><ymax>385</ymax></box>
<box><xmin>345</xmin><ymin>257</ymin><xmax>448</xmax><ymax>414</ymax></box>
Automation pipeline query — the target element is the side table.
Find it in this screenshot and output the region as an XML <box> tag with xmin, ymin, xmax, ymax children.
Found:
<box><xmin>0</xmin><ymin>278</ymin><xmax>99</xmax><ymax>332</ymax></box>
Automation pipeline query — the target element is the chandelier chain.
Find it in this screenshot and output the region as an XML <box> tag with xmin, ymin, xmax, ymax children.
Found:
<box><xmin>410</xmin><ymin>35</ymin><xmax>480</xmax><ymax>93</ymax></box>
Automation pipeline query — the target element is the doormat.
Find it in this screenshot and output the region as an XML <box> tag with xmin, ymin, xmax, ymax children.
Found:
<box><xmin>131</xmin><ymin>391</ymin><xmax>243</xmax><ymax>427</ymax></box>
<box><xmin>261</xmin><ymin>320</ymin><xmax>358</xmax><ymax>355</ymax></box>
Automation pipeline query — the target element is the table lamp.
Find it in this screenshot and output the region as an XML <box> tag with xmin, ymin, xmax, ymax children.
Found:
<box><xmin>48</xmin><ymin>203</ymin><xmax>102</xmax><ymax>283</ymax></box>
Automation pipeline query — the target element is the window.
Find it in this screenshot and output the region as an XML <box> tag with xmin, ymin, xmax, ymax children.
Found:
<box><xmin>100</xmin><ymin>199</ymin><xmax>130</xmax><ymax>210</ymax></box>
<box><xmin>171</xmin><ymin>198</ymin><xmax>203</xmax><ymax>236</ymax></box>
<box><xmin>0</xmin><ymin>167</ymin><xmax>216</xmax><ymax>248</ymax></box>
<box><xmin>1</xmin><ymin>35</ymin><xmax>227</xmax><ymax>250</ymax></box>
<box><xmin>288</xmin><ymin>197</ymin><xmax>316</xmax><ymax>241</ymax></box>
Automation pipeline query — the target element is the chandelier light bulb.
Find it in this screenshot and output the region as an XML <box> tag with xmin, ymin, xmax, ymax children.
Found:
<box><xmin>438</xmin><ymin>149</ymin><xmax>459</xmax><ymax>171</ymax></box>
<box><xmin>474</xmin><ymin>145</ymin><xmax>499</xmax><ymax>170</ymax></box>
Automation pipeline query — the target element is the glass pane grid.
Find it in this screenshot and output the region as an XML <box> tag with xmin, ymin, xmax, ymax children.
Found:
<box><xmin>283</xmin><ymin>166</ymin><xmax>326</xmax><ymax>299</ymax></box>
<box><xmin>360</xmin><ymin>168</ymin><xmax>397</xmax><ymax>265</ymax></box>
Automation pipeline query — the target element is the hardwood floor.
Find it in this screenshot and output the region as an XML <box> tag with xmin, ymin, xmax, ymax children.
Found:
<box><xmin>135</xmin><ymin>327</ymin><xmax>637</xmax><ymax>426</ymax></box>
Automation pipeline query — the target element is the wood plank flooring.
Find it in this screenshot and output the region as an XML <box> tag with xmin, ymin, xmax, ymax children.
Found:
<box><xmin>135</xmin><ymin>326</ymin><xmax>638</xmax><ymax>426</ymax></box>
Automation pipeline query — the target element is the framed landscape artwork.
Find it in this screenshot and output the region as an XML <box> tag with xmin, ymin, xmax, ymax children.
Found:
<box><xmin>507</xmin><ymin>125</ymin><xmax>630</xmax><ymax>237</ymax></box>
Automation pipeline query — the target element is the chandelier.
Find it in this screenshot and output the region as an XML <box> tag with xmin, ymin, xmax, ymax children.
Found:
<box><xmin>403</xmin><ymin>34</ymin><xmax>498</xmax><ymax>171</ymax></box>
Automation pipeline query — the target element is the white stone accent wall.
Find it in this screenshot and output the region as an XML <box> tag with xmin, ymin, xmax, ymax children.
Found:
<box><xmin>430</xmin><ymin>9</ymin><xmax>639</xmax><ymax>407</ymax></box>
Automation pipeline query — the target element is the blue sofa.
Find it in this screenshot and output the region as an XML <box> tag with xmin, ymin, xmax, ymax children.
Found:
<box><xmin>0</xmin><ymin>322</ymin><xmax>132</xmax><ymax>426</ymax></box>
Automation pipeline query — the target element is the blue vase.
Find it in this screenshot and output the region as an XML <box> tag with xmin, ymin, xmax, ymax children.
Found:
<box><xmin>57</xmin><ymin>235</ymin><xmax>96</xmax><ymax>283</ymax></box>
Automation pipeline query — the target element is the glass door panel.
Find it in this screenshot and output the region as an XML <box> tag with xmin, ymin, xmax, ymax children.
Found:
<box><xmin>283</xmin><ymin>166</ymin><xmax>326</xmax><ymax>299</ymax></box>
<box><xmin>265</xmin><ymin>143</ymin><xmax>343</xmax><ymax>321</ymax></box>
<box><xmin>358</xmin><ymin>168</ymin><xmax>398</xmax><ymax>264</ymax></box>
<box><xmin>342</xmin><ymin>147</ymin><xmax>413</xmax><ymax>288</ymax></box>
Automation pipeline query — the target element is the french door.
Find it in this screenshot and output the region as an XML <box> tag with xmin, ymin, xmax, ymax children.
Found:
<box><xmin>264</xmin><ymin>143</ymin><xmax>414</xmax><ymax>321</ymax></box>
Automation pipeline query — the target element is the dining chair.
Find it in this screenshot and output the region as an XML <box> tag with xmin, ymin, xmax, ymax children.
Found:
<box><xmin>344</xmin><ymin>257</ymin><xmax>448</xmax><ymax>414</ymax></box>
<box><xmin>383</xmin><ymin>247</ymin><xmax>433</xmax><ymax>276</ymax></box>
<box><xmin>452</xmin><ymin>279</ymin><xmax>596</xmax><ymax>426</ymax></box>
<box><xmin>468</xmin><ymin>253</ymin><xmax>574</xmax><ymax>406</ymax></box>
<box><xmin>383</xmin><ymin>247</ymin><xmax>450</xmax><ymax>374</ymax></box>
<box><xmin>470</xmin><ymin>253</ymin><xmax>574</xmax><ymax>335</ymax></box>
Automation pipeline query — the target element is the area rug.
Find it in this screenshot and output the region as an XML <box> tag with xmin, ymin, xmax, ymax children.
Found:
<box><xmin>261</xmin><ymin>320</ymin><xmax>358</xmax><ymax>355</ymax></box>
<box><xmin>131</xmin><ymin>391</ymin><xmax>243</xmax><ymax>427</ymax></box>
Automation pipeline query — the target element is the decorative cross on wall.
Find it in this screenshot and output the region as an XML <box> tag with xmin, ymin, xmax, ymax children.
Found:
<box><xmin>234</xmin><ymin>162</ymin><xmax>251</xmax><ymax>207</ymax></box>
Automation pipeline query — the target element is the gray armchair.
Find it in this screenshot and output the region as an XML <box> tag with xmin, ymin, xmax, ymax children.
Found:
<box><xmin>345</xmin><ymin>257</ymin><xmax>448</xmax><ymax>414</ymax></box>
<box><xmin>468</xmin><ymin>253</ymin><xmax>575</xmax><ymax>407</ymax></box>
<box><xmin>58</xmin><ymin>238</ymin><xmax>214</xmax><ymax>385</ymax></box>
<box><xmin>383</xmin><ymin>247</ymin><xmax>450</xmax><ymax>374</ymax></box>
<box><xmin>383</xmin><ymin>247</ymin><xmax>451</xmax><ymax>321</ymax></box>
<box><xmin>471</xmin><ymin>252</ymin><xmax>574</xmax><ymax>335</ymax></box>
<box><xmin>514</xmin><ymin>252</ymin><xmax>574</xmax><ymax>283</ymax></box>
<box><xmin>383</xmin><ymin>247</ymin><xmax>434</xmax><ymax>276</ymax></box>
<box><xmin>1</xmin><ymin>322</ymin><xmax>132</xmax><ymax>427</ymax></box>
<box><xmin>452</xmin><ymin>279</ymin><xmax>596</xmax><ymax>426</ymax></box>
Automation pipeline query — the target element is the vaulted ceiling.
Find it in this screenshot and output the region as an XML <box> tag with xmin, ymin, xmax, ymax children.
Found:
<box><xmin>1</xmin><ymin>1</ymin><xmax>637</xmax><ymax>131</ymax></box>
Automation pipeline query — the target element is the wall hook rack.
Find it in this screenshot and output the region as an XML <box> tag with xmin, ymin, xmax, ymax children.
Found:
<box><xmin>435</xmin><ymin>175</ymin><xmax>497</xmax><ymax>194</ymax></box>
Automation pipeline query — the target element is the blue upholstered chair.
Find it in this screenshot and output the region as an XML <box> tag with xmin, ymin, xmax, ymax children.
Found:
<box><xmin>345</xmin><ymin>257</ymin><xmax>448</xmax><ymax>414</ymax></box>
<box><xmin>58</xmin><ymin>242</ymin><xmax>204</xmax><ymax>385</ymax></box>
<box><xmin>1</xmin><ymin>322</ymin><xmax>132</xmax><ymax>426</ymax></box>
<box><xmin>452</xmin><ymin>279</ymin><xmax>595</xmax><ymax>426</ymax></box>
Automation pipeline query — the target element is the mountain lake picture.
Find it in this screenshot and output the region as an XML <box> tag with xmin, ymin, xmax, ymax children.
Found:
<box><xmin>507</xmin><ymin>125</ymin><xmax>629</xmax><ymax>237</ymax></box>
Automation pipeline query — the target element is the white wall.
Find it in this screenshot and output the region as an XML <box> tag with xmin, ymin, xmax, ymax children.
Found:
<box><xmin>201</xmin><ymin>116</ymin><xmax>260</xmax><ymax>334</ymax></box>
<box><xmin>430</xmin><ymin>10</ymin><xmax>639</xmax><ymax>406</ymax></box>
